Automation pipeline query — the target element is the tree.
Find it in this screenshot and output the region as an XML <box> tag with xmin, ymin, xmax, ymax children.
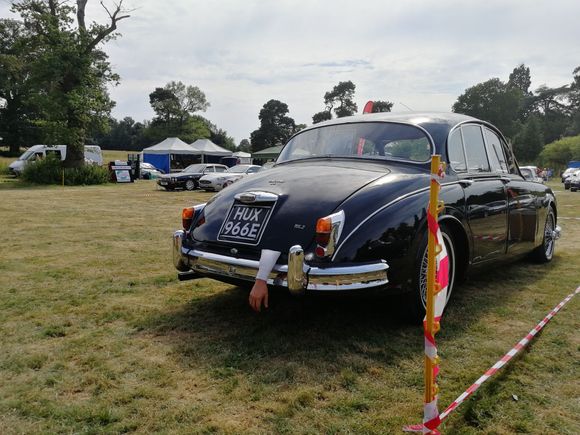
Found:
<box><xmin>528</xmin><ymin>85</ymin><xmax>571</xmax><ymax>144</ymax></box>
<box><xmin>312</xmin><ymin>110</ymin><xmax>331</xmax><ymax>124</ymax></box>
<box><xmin>149</xmin><ymin>87</ymin><xmax>179</xmax><ymax>124</ymax></box>
<box><xmin>91</xmin><ymin>116</ymin><xmax>145</xmax><ymax>150</ymax></box>
<box><xmin>250</xmin><ymin>99</ymin><xmax>297</xmax><ymax>151</ymax></box>
<box><xmin>146</xmin><ymin>81</ymin><xmax>211</xmax><ymax>144</ymax></box>
<box><xmin>149</xmin><ymin>81</ymin><xmax>209</xmax><ymax>128</ymax></box>
<box><xmin>371</xmin><ymin>100</ymin><xmax>394</xmax><ymax>113</ymax></box>
<box><xmin>7</xmin><ymin>0</ymin><xmax>130</xmax><ymax>167</ymax></box>
<box><xmin>210</xmin><ymin>127</ymin><xmax>236</xmax><ymax>151</ymax></box>
<box><xmin>0</xmin><ymin>18</ymin><xmax>38</xmax><ymax>154</ymax></box>
<box><xmin>539</xmin><ymin>135</ymin><xmax>580</xmax><ymax>168</ymax></box>
<box><xmin>508</xmin><ymin>64</ymin><xmax>532</xmax><ymax>95</ymax></box>
<box><xmin>565</xmin><ymin>66</ymin><xmax>580</xmax><ymax>135</ymax></box>
<box><xmin>452</xmin><ymin>78</ymin><xmax>522</xmax><ymax>138</ymax></box>
<box><xmin>513</xmin><ymin>116</ymin><xmax>544</xmax><ymax>163</ymax></box>
<box><xmin>312</xmin><ymin>80</ymin><xmax>358</xmax><ymax>123</ymax></box>
<box><xmin>238</xmin><ymin>139</ymin><xmax>251</xmax><ymax>152</ymax></box>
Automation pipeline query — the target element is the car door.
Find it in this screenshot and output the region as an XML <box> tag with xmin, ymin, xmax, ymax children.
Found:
<box><xmin>483</xmin><ymin>129</ymin><xmax>539</xmax><ymax>255</ymax></box>
<box><xmin>448</xmin><ymin>124</ymin><xmax>508</xmax><ymax>263</ymax></box>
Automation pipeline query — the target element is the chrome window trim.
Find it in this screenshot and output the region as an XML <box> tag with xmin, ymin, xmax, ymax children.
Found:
<box><xmin>482</xmin><ymin>127</ymin><xmax>509</xmax><ymax>175</ymax></box>
<box><xmin>447</xmin><ymin>127</ymin><xmax>468</xmax><ymax>173</ymax></box>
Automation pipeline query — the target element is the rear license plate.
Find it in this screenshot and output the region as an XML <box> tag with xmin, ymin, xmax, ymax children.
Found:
<box><xmin>218</xmin><ymin>204</ymin><xmax>273</xmax><ymax>245</ymax></box>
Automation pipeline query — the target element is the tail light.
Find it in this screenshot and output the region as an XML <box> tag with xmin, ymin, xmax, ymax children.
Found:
<box><xmin>182</xmin><ymin>203</ymin><xmax>206</xmax><ymax>230</ymax></box>
<box><xmin>315</xmin><ymin>210</ymin><xmax>345</xmax><ymax>258</ymax></box>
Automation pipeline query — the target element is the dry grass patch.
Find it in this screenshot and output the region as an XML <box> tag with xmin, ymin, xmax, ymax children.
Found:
<box><xmin>0</xmin><ymin>179</ymin><xmax>578</xmax><ymax>434</ymax></box>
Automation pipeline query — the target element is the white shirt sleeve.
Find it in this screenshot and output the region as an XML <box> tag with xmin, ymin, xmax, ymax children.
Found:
<box><xmin>255</xmin><ymin>249</ymin><xmax>281</xmax><ymax>281</ymax></box>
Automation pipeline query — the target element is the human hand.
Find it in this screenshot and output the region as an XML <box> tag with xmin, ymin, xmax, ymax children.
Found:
<box><xmin>249</xmin><ymin>279</ymin><xmax>269</xmax><ymax>312</ymax></box>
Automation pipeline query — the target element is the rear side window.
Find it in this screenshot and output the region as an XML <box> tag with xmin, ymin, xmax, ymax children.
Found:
<box><xmin>484</xmin><ymin>128</ymin><xmax>508</xmax><ymax>173</ymax></box>
<box><xmin>215</xmin><ymin>166</ymin><xmax>227</xmax><ymax>172</ymax></box>
<box><xmin>46</xmin><ymin>150</ymin><xmax>62</xmax><ymax>159</ymax></box>
<box><xmin>447</xmin><ymin>129</ymin><xmax>467</xmax><ymax>172</ymax></box>
<box><xmin>462</xmin><ymin>125</ymin><xmax>490</xmax><ymax>173</ymax></box>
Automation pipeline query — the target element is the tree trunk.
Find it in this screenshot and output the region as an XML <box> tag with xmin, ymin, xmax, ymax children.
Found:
<box><xmin>63</xmin><ymin>106</ymin><xmax>86</xmax><ymax>168</ymax></box>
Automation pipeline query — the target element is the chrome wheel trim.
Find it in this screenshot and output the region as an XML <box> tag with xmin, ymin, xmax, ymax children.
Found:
<box><xmin>420</xmin><ymin>232</ymin><xmax>455</xmax><ymax>309</ymax></box>
<box><xmin>185</xmin><ymin>180</ymin><xmax>195</xmax><ymax>190</ymax></box>
<box><xmin>544</xmin><ymin>212</ymin><xmax>555</xmax><ymax>260</ymax></box>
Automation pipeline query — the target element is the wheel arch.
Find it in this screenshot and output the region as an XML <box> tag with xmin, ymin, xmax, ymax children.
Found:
<box><xmin>439</xmin><ymin>215</ymin><xmax>470</xmax><ymax>281</ymax></box>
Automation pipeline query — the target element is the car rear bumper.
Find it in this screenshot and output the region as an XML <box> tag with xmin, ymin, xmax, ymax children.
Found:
<box><xmin>173</xmin><ymin>230</ymin><xmax>389</xmax><ymax>294</ymax></box>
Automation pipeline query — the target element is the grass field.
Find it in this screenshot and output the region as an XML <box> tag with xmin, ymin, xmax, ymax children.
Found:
<box><xmin>0</xmin><ymin>175</ymin><xmax>578</xmax><ymax>434</ymax></box>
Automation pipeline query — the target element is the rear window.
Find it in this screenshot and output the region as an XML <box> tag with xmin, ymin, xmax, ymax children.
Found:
<box><xmin>278</xmin><ymin>122</ymin><xmax>432</xmax><ymax>164</ymax></box>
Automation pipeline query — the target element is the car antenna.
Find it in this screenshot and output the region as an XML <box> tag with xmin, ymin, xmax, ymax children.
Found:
<box><xmin>399</xmin><ymin>102</ymin><xmax>414</xmax><ymax>111</ymax></box>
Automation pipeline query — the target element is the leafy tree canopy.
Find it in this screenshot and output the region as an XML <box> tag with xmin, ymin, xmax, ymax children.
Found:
<box><xmin>513</xmin><ymin>116</ymin><xmax>544</xmax><ymax>163</ymax></box>
<box><xmin>539</xmin><ymin>134</ymin><xmax>580</xmax><ymax>167</ymax></box>
<box><xmin>4</xmin><ymin>0</ymin><xmax>130</xmax><ymax>167</ymax></box>
<box><xmin>250</xmin><ymin>99</ymin><xmax>297</xmax><ymax>152</ymax></box>
<box><xmin>453</xmin><ymin>77</ymin><xmax>522</xmax><ymax>138</ymax></box>
<box><xmin>371</xmin><ymin>100</ymin><xmax>394</xmax><ymax>113</ymax></box>
<box><xmin>508</xmin><ymin>64</ymin><xmax>532</xmax><ymax>95</ymax></box>
<box><xmin>313</xmin><ymin>80</ymin><xmax>358</xmax><ymax>123</ymax></box>
<box><xmin>237</xmin><ymin>139</ymin><xmax>251</xmax><ymax>152</ymax></box>
<box><xmin>0</xmin><ymin>18</ymin><xmax>38</xmax><ymax>154</ymax></box>
<box><xmin>149</xmin><ymin>81</ymin><xmax>209</xmax><ymax>127</ymax></box>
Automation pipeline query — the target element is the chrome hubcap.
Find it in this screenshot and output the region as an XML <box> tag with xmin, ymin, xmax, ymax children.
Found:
<box><xmin>544</xmin><ymin>213</ymin><xmax>555</xmax><ymax>259</ymax></box>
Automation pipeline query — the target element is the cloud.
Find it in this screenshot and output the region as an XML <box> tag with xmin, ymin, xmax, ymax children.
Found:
<box><xmin>2</xmin><ymin>0</ymin><xmax>580</xmax><ymax>142</ymax></box>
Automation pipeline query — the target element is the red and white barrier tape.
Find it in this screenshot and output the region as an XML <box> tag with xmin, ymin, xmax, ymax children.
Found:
<box><xmin>404</xmin><ymin>286</ymin><xmax>579</xmax><ymax>433</ymax></box>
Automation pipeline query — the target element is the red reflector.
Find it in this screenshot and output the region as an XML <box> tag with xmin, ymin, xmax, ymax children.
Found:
<box><xmin>315</xmin><ymin>246</ymin><xmax>326</xmax><ymax>257</ymax></box>
<box><xmin>316</xmin><ymin>233</ymin><xmax>330</xmax><ymax>246</ymax></box>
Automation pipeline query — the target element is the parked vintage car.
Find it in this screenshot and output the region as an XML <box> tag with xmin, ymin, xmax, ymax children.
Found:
<box><xmin>561</xmin><ymin>167</ymin><xmax>577</xmax><ymax>183</ymax></box>
<box><xmin>563</xmin><ymin>169</ymin><xmax>580</xmax><ymax>190</ymax></box>
<box><xmin>173</xmin><ymin>113</ymin><xmax>561</xmax><ymax>319</ymax></box>
<box><xmin>157</xmin><ymin>163</ymin><xmax>228</xmax><ymax>190</ymax></box>
<box><xmin>569</xmin><ymin>170</ymin><xmax>580</xmax><ymax>192</ymax></box>
<box><xmin>198</xmin><ymin>164</ymin><xmax>263</xmax><ymax>192</ymax></box>
<box><xmin>519</xmin><ymin>166</ymin><xmax>544</xmax><ymax>184</ymax></box>
<box><xmin>140</xmin><ymin>162</ymin><xmax>164</xmax><ymax>179</ymax></box>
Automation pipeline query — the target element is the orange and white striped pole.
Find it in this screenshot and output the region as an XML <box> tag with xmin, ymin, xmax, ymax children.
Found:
<box><xmin>405</xmin><ymin>155</ymin><xmax>448</xmax><ymax>434</ymax></box>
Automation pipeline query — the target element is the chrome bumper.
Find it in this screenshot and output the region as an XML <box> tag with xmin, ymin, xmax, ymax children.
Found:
<box><xmin>173</xmin><ymin>230</ymin><xmax>389</xmax><ymax>294</ymax></box>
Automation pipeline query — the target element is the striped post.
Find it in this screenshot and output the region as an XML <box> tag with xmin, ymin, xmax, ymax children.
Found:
<box><xmin>404</xmin><ymin>155</ymin><xmax>448</xmax><ymax>434</ymax></box>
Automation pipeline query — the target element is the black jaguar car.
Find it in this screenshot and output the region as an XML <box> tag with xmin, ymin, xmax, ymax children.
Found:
<box><xmin>157</xmin><ymin>163</ymin><xmax>228</xmax><ymax>190</ymax></box>
<box><xmin>172</xmin><ymin>113</ymin><xmax>561</xmax><ymax>318</ymax></box>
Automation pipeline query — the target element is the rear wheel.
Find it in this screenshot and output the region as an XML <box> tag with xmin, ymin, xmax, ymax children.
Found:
<box><xmin>185</xmin><ymin>179</ymin><xmax>196</xmax><ymax>191</ymax></box>
<box><xmin>407</xmin><ymin>224</ymin><xmax>456</xmax><ymax>322</ymax></box>
<box><xmin>532</xmin><ymin>209</ymin><xmax>556</xmax><ymax>263</ymax></box>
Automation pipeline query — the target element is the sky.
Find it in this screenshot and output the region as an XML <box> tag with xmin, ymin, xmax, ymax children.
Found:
<box><xmin>2</xmin><ymin>0</ymin><xmax>580</xmax><ymax>143</ymax></box>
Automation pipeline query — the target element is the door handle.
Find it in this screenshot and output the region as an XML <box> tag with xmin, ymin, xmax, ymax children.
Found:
<box><xmin>458</xmin><ymin>179</ymin><xmax>474</xmax><ymax>187</ymax></box>
<box><xmin>500</xmin><ymin>176</ymin><xmax>511</xmax><ymax>183</ymax></box>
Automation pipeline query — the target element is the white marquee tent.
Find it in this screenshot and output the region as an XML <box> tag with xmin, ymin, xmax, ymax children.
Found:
<box><xmin>190</xmin><ymin>139</ymin><xmax>232</xmax><ymax>162</ymax></box>
<box><xmin>142</xmin><ymin>137</ymin><xmax>197</xmax><ymax>172</ymax></box>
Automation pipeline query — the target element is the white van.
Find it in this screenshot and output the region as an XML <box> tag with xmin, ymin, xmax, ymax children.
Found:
<box><xmin>8</xmin><ymin>145</ymin><xmax>103</xmax><ymax>176</ymax></box>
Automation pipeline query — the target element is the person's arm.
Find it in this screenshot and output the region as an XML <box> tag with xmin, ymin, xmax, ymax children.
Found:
<box><xmin>249</xmin><ymin>250</ymin><xmax>281</xmax><ymax>312</ymax></box>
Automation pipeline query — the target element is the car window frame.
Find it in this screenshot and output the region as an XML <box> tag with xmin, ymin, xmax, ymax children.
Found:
<box><xmin>482</xmin><ymin>127</ymin><xmax>509</xmax><ymax>175</ymax></box>
<box><xmin>447</xmin><ymin>128</ymin><xmax>468</xmax><ymax>173</ymax></box>
<box><xmin>460</xmin><ymin>124</ymin><xmax>492</xmax><ymax>175</ymax></box>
